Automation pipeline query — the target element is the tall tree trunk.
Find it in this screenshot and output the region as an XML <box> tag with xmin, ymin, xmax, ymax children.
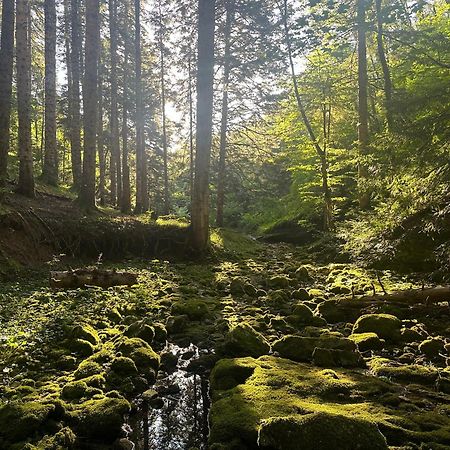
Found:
<box><xmin>70</xmin><ymin>0</ymin><xmax>82</xmax><ymax>190</ymax></box>
<box><xmin>121</xmin><ymin>3</ymin><xmax>131</xmax><ymax>214</ymax></box>
<box><xmin>159</xmin><ymin>4</ymin><xmax>169</xmax><ymax>215</ymax></box>
<box><xmin>109</xmin><ymin>0</ymin><xmax>121</xmax><ymax>206</ymax></box>
<box><xmin>190</xmin><ymin>0</ymin><xmax>216</xmax><ymax>252</ymax></box>
<box><xmin>43</xmin><ymin>0</ymin><xmax>58</xmax><ymax>185</ymax></box>
<box><xmin>375</xmin><ymin>0</ymin><xmax>393</xmax><ymax>130</ymax></box>
<box><xmin>215</xmin><ymin>0</ymin><xmax>235</xmax><ymax>227</ymax></box>
<box><xmin>357</xmin><ymin>0</ymin><xmax>370</xmax><ymax>209</ymax></box>
<box><xmin>79</xmin><ymin>0</ymin><xmax>99</xmax><ymax>209</ymax></box>
<box><xmin>281</xmin><ymin>0</ymin><xmax>332</xmax><ymax>230</ymax></box>
<box><xmin>63</xmin><ymin>0</ymin><xmax>72</xmax><ymax>177</ymax></box>
<box><xmin>0</xmin><ymin>0</ymin><xmax>15</xmax><ymax>189</ymax></box>
<box><xmin>16</xmin><ymin>0</ymin><xmax>35</xmax><ymax>197</ymax></box>
<box><xmin>134</xmin><ymin>0</ymin><xmax>148</xmax><ymax>213</ymax></box>
<box><xmin>188</xmin><ymin>44</ymin><xmax>195</xmax><ymax>215</ymax></box>
<box><xmin>98</xmin><ymin>47</ymin><xmax>106</xmax><ymax>205</ymax></box>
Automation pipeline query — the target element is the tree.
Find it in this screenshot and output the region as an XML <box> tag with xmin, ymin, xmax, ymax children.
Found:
<box><xmin>110</xmin><ymin>0</ymin><xmax>122</xmax><ymax>206</ymax></box>
<box><xmin>357</xmin><ymin>0</ymin><xmax>370</xmax><ymax>209</ymax></box>
<box><xmin>98</xmin><ymin>44</ymin><xmax>106</xmax><ymax>205</ymax></box>
<box><xmin>79</xmin><ymin>0</ymin><xmax>100</xmax><ymax>209</ymax></box>
<box><xmin>69</xmin><ymin>0</ymin><xmax>82</xmax><ymax>189</ymax></box>
<box><xmin>0</xmin><ymin>0</ymin><xmax>15</xmax><ymax>189</ymax></box>
<box><xmin>42</xmin><ymin>0</ymin><xmax>58</xmax><ymax>185</ymax></box>
<box><xmin>134</xmin><ymin>0</ymin><xmax>148</xmax><ymax>213</ymax></box>
<box><xmin>215</xmin><ymin>0</ymin><xmax>235</xmax><ymax>227</ymax></box>
<box><xmin>190</xmin><ymin>0</ymin><xmax>216</xmax><ymax>252</ymax></box>
<box><xmin>16</xmin><ymin>0</ymin><xmax>35</xmax><ymax>197</ymax></box>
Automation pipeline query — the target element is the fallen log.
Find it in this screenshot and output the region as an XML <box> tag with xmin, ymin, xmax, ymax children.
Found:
<box><xmin>50</xmin><ymin>268</ymin><xmax>138</xmax><ymax>289</ymax></box>
<box><xmin>350</xmin><ymin>286</ymin><xmax>450</xmax><ymax>305</ymax></box>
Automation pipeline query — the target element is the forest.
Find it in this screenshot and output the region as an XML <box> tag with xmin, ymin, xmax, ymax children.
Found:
<box><xmin>0</xmin><ymin>0</ymin><xmax>449</xmax><ymax>448</ymax></box>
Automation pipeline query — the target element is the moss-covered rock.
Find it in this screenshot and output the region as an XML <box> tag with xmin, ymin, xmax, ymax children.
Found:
<box><xmin>66</xmin><ymin>338</ymin><xmax>95</xmax><ymax>357</ymax></box>
<box><xmin>61</xmin><ymin>380</ymin><xmax>100</xmax><ymax>400</ymax></box>
<box><xmin>312</xmin><ymin>347</ymin><xmax>365</xmax><ymax>368</ymax></box>
<box><xmin>110</xmin><ymin>356</ymin><xmax>138</xmax><ymax>376</ymax></box>
<box><xmin>74</xmin><ymin>360</ymin><xmax>103</xmax><ymax>380</ymax></box>
<box><xmin>69</xmin><ymin>396</ymin><xmax>131</xmax><ymax>442</ymax></box>
<box><xmin>210</xmin><ymin>358</ymin><xmax>257</xmax><ymax>391</ymax></box>
<box><xmin>70</xmin><ymin>324</ymin><xmax>99</xmax><ymax>345</ymax></box>
<box><xmin>292</xmin><ymin>288</ymin><xmax>310</xmax><ymax>300</ymax></box>
<box><xmin>400</xmin><ymin>327</ymin><xmax>423</xmax><ymax>343</ymax></box>
<box><xmin>152</xmin><ymin>322</ymin><xmax>168</xmax><ymax>342</ymax></box>
<box><xmin>295</xmin><ymin>266</ymin><xmax>312</xmax><ymax>281</ymax></box>
<box><xmin>258</xmin><ymin>412</ymin><xmax>388</xmax><ymax>450</ymax></box>
<box><xmin>125</xmin><ymin>320</ymin><xmax>155</xmax><ymax>344</ymax></box>
<box><xmin>222</xmin><ymin>323</ymin><xmax>270</xmax><ymax>358</ymax></box>
<box><xmin>34</xmin><ymin>426</ymin><xmax>77</xmax><ymax>449</ymax></box>
<box><xmin>171</xmin><ymin>300</ymin><xmax>209</xmax><ymax>320</ymax></box>
<box><xmin>273</xmin><ymin>335</ymin><xmax>357</xmax><ymax>363</ymax></box>
<box><xmin>349</xmin><ymin>332</ymin><xmax>384</xmax><ymax>352</ymax></box>
<box><xmin>166</xmin><ymin>315</ymin><xmax>189</xmax><ymax>334</ymax></box>
<box><xmin>117</xmin><ymin>337</ymin><xmax>160</xmax><ymax>378</ymax></box>
<box><xmin>0</xmin><ymin>400</ymin><xmax>55</xmax><ymax>443</ymax></box>
<box><xmin>419</xmin><ymin>338</ymin><xmax>445</xmax><ymax>358</ymax></box>
<box><xmin>352</xmin><ymin>314</ymin><xmax>401</xmax><ymax>341</ymax></box>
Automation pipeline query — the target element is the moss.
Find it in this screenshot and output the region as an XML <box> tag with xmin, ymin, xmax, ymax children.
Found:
<box><xmin>152</xmin><ymin>322</ymin><xmax>167</xmax><ymax>342</ymax></box>
<box><xmin>61</xmin><ymin>380</ymin><xmax>89</xmax><ymax>400</ymax></box>
<box><xmin>125</xmin><ymin>320</ymin><xmax>155</xmax><ymax>344</ymax></box>
<box><xmin>419</xmin><ymin>338</ymin><xmax>445</xmax><ymax>358</ymax></box>
<box><xmin>110</xmin><ymin>356</ymin><xmax>138</xmax><ymax>376</ymax></box>
<box><xmin>222</xmin><ymin>323</ymin><xmax>270</xmax><ymax>358</ymax></box>
<box><xmin>349</xmin><ymin>332</ymin><xmax>384</xmax><ymax>352</ymax></box>
<box><xmin>400</xmin><ymin>327</ymin><xmax>423</xmax><ymax>343</ymax></box>
<box><xmin>268</xmin><ymin>275</ymin><xmax>290</xmax><ymax>289</ymax></box>
<box><xmin>273</xmin><ymin>335</ymin><xmax>357</xmax><ymax>362</ymax></box>
<box><xmin>117</xmin><ymin>337</ymin><xmax>160</xmax><ymax>376</ymax></box>
<box><xmin>352</xmin><ymin>314</ymin><xmax>402</xmax><ymax>341</ymax></box>
<box><xmin>171</xmin><ymin>300</ymin><xmax>209</xmax><ymax>320</ymax></box>
<box><xmin>0</xmin><ymin>400</ymin><xmax>54</xmax><ymax>443</ymax></box>
<box><xmin>292</xmin><ymin>288</ymin><xmax>310</xmax><ymax>300</ymax></box>
<box><xmin>312</xmin><ymin>347</ymin><xmax>365</xmax><ymax>368</ymax></box>
<box><xmin>73</xmin><ymin>360</ymin><xmax>102</xmax><ymax>380</ymax></box>
<box><xmin>210</xmin><ymin>358</ymin><xmax>257</xmax><ymax>392</ymax></box>
<box><xmin>70</xmin><ymin>324</ymin><xmax>99</xmax><ymax>345</ymax></box>
<box><xmin>34</xmin><ymin>427</ymin><xmax>77</xmax><ymax>449</ymax></box>
<box><xmin>166</xmin><ymin>315</ymin><xmax>189</xmax><ymax>333</ymax></box>
<box><xmin>69</xmin><ymin>396</ymin><xmax>131</xmax><ymax>442</ymax></box>
<box><xmin>66</xmin><ymin>339</ymin><xmax>95</xmax><ymax>357</ymax></box>
<box><xmin>369</xmin><ymin>357</ymin><xmax>438</xmax><ymax>385</ymax></box>
<box><xmin>258</xmin><ymin>412</ymin><xmax>388</xmax><ymax>450</ymax></box>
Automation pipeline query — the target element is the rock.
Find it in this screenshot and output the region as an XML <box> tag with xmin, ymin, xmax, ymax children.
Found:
<box><xmin>125</xmin><ymin>321</ymin><xmax>155</xmax><ymax>344</ymax></box>
<box><xmin>295</xmin><ymin>266</ymin><xmax>312</xmax><ymax>282</ymax></box>
<box><xmin>257</xmin><ymin>413</ymin><xmax>388</xmax><ymax>450</ymax></box>
<box><xmin>161</xmin><ymin>351</ymin><xmax>178</xmax><ymax>372</ymax></box>
<box><xmin>117</xmin><ymin>337</ymin><xmax>160</xmax><ymax>380</ymax></box>
<box><xmin>114</xmin><ymin>438</ymin><xmax>135</xmax><ymax>450</ymax></box>
<box><xmin>70</xmin><ymin>324</ymin><xmax>99</xmax><ymax>345</ymax></box>
<box><xmin>171</xmin><ymin>300</ymin><xmax>209</xmax><ymax>320</ymax></box>
<box><xmin>107</xmin><ymin>308</ymin><xmax>123</xmax><ymax>324</ymax></box>
<box><xmin>268</xmin><ymin>276</ymin><xmax>290</xmax><ymax>289</ymax></box>
<box><xmin>222</xmin><ymin>323</ymin><xmax>270</xmax><ymax>358</ymax></box>
<box><xmin>110</xmin><ymin>357</ymin><xmax>139</xmax><ymax>376</ymax></box>
<box><xmin>74</xmin><ymin>360</ymin><xmax>103</xmax><ymax>380</ymax></box>
<box><xmin>312</xmin><ymin>347</ymin><xmax>365</xmax><ymax>368</ymax></box>
<box><xmin>69</xmin><ymin>396</ymin><xmax>131</xmax><ymax>442</ymax></box>
<box><xmin>0</xmin><ymin>400</ymin><xmax>55</xmax><ymax>443</ymax></box>
<box><xmin>419</xmin><ymin>338</ymin><xmax>445</xmax><ymax>358</ymax></box>
<box><xmin>369</xmin><ymin>357</ymin><xmax>438</xmax><ymax>384</ymax></box>
<box><xmin>166</xmin><ymin>315</ymin><xmax>189</xmax><ymax>334</ymax></box>
<box><xmin>352</xmin><ymin>314</ymin><xmax>401</xmax><ymax>341</ymax></box>
<box><xmin>61</xmin><ymin>380</ymin><xmax>89</xmax><ymax>400</ymax></box>
<box><xmin>230</xmin><ymin>278</ymin><xmax>246</xmax><ymax>295</ymax></box>
<box><xmin>330</xmin><ymin>284</ymin><xmax>351</xmax><ymax>295</ymax></box>
<box><xmin>292</xmin><ymin>288</ymin><xmax>310</xmax><ymax>300</ymax></box>
<box><xmin>153</xmin><ymin>322</ymin><xmax>168</xmax><ymax>343</ymax></box>
<box><xmin>67</xmin><ymin>338</ymin><xmax>95</xmax><ymax>356</ymax></box>
<box><xmin>400</xmin><ymin>328</ymin><xmax>423</xmax><ymax>343</ymax></box>
<box><xmin>349</xmin><ymin>332</ymin><xmax>383</xmax><ymax>352</ymax></box>
<box><xmin>210</xmin><ymin>358</ymin><xmax>257</xmax><ymax>391</ymax></box>
<box><xmin>291</xmin><ymin>303</ymin><xmax>314</xmax><ymax>321</ymax></box>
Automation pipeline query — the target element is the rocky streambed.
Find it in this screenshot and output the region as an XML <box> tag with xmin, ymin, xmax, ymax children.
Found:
<box><xmin>0</xmin><ymin>240</ymin><xmax>450</xmax><ymax>449</ymax></box>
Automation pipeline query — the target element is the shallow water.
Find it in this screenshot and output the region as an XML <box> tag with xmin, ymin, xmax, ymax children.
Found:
<box><xmin>129</xmin><ymin>343</ymin><xmax>210</xmax><ymax>450</ymax></box>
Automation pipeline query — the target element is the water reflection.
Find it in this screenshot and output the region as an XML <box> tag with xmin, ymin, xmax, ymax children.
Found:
<box><xmin>129</xmin><ymin>343</ymin><xmax>210</xmax><ymax>450</ymax></box>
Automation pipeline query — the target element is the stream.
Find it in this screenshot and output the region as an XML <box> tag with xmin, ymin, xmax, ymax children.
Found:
<box><xmin>128</xmin><ymin>343</ymin><xmax>211</xmax><ymax>450</ymax></box>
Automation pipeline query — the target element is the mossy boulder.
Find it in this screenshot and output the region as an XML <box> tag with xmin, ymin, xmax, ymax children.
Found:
<box><xmin>171</xmin><ymin>300</ymin><xmax>209</xmax><ymax>320</ymax></box>
<box><xmin>312</xmin><ymin>347</ymin><xmax>365</xmax><ymax>368</ymax></box>
<box><xmin>352</xmin><ymin>314</ymin><xmax>401</xmax><ymax>341</ymax></box>
<box><xmin>268</xmin><ymin>275</ymin><xmax>290</xmax><ymax>289</ymax></box>
<box><xmin>258</xmin><ymin>413</ymin><xmax>388</xmax><ymax>450</ymax></box>
<box><xmin>295</xmin><ymin>266</ymin><xmax>312</xmax><ymax>281</ymax></box>
<box><xmin>292</xmin><ymin>288</ymin><xmax>310</xmax><ymax>300</ymax></box>
<box><xmin>70</xmin><ymin>324</ymin><xmax>99</xmax><ymax>345</ymax></box>
<box><xmin>152</xmin><ymin>322</ymin><xmax>168</xmax><ymax>342</ymax></box>
<box><xmin>273</xmin><ymin>335</ymin><xmax>357</xmax><ymax>363</ymax></box>
<box><xmin>0</xmin><ymin>400</ymin><xmax>55</xmax><ymax>443</ymax></box>
<box><xmin>211</xmin><ymin>358</ymin><xmax>257</xmax><ymax>391</ymax></box>
<box><xmin>369</xmin><ymin>357</ymin><xmax>438</xmax><ymax>384</ymax></box>
<box><xmin>400</xmin><ymin>327</ymin><xmax>423</xmax><ymax>343</ymax></box>
<box><xmin>34</xmin><ymin>426</ymin><xmax>77</xmax><ymax>449</ymax></box>
<box><xmin>74</xmin><ymin>360</ymin><xmax>103</xmax><ymax>380</ymax></box>
<box><xmin>69</xmin><ymin>396</ymin><xmax>131</xmax><ymax>442</ymax></box>
<box><xmin>349</xmin><ymin>332</ymin><xmax>383</xmax><ymax>352</ymax></box>
<box><xmin>117</xmin><ymin>337</ymin><xmax>160</xmax><ymax>379</ymax></box>
<box><xmin>166</xmin><ymin>315</ymin><xmax>189</xmax><ymax>334</ymax></box>
<box><xmin>222</xmin><ymin>323</ymin><xmax>270</xmax><ymax>358</ymax></box>
<box><xmin>110</xmin><ymin>356</ymin><xmax>138</xmax><ymax>376</ymax></box>
<box><xmin>66</xmin><ymin>338</ymin><xmax>95</xmax><ymax>356</ymax></box>
<box><xmin>61</xmin><ymin>380</ymin><xmax>89</xmax><ymax>400</ymax></box>
<box><xmin>419</xmin><ymin>338</ymin><xmax>445</xmax><ymax>358</ymax></box>
<box><xmin>125</xmin><ymin>320</ymin><xmax>155</xmax><ymax>344</ymax></box>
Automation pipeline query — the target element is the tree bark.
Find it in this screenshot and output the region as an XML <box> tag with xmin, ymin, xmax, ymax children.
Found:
<box><xmin>375</xmin><ymin>0</ymin><xmax>394</xmax><ymax>130</ymax></box>
<box><xmin>109</xmin><ymin>0</ymin><xmax>121</xmax><ymax>206</ymax></box>
<box><xmin>16</xmin><ymin>0</ymin><xmax>35</xmax><ymax>197</ymax></box>
<box><xmin>190</xmin><ymin>0</ymin><xmax>216</xmax><ymax>252</ymax></box>
<box><xmin>70</xmin><ymin>0</ymin><xmax>82</xmax><ymax>190</ymax></box>
<box><xmin>281</xmin><ymin>0</ymin><xmax>332</xmax><ymax>230</ymax></box>
<box><xmin>357</xmin><ymin>0</ymin><xmax>370</xmax><ymax>209</ymax></box>
<box><xmin>159</xmin><ymin>3</ymin><xmax>170</xmax><ymax>215</ymax></box>
<box><xmin>134</xmin><ymin>0</ymin><xmax>148</xmax><ymax>213</ymax></box>
<box><xmin>98</xmin><ymin>45</ymin><xmax>106</xmax><ymax>206</ymax></box>
<box><xmin>79</xmin><ymin>0</ymin><xmax>100</xmax><ymax>209</ymax></box>
<box><xmin>188</xmin><ymin>45</ymin><xmax>195</xmax><ymax>215</ymax></box>
<box><xmin>43</xmin><ymin>0</ymin><xmax>58</xmax><ymax>186</ymax></box>
<box><xmin>0</xmin><ymin>0</ymin><xmax>15</xmax><ymax>189</ymax></box>
<box><xmin>215</xmin><ymin>0</ymin><xmax>235</xmax><ymax>227</ymax></box>
<box><xmin>63</xmin><ymin>0</ymin><xmax>72</xmax><ymax>185</ymax></box>
<box><xmin>50</xmin><ymin>268</ymin><xmax>138</xmax><ymax>289</ymax></box>
<box><xmin>121</xmin><ymin>4</ymin><xmax>131</xmax><ymax>214</ymax></box>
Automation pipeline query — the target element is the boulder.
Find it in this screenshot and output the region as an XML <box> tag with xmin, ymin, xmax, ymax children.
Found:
<box><xmin>419</xmin><ymin>338</ymin><xmax>445</xmax><ymax>358</ymax></box>
<box><xmin>352</xmin><ymin>314</ymin><xmax>401</xmax><ymax>341</ymax></box>
<box><xmin>222</xmin><ymin>323</ymin><xmax>270</xmax><ymax>358</ymax></box>
<box><xmin>349</xmin><ymin>332</ymin><xmax>383</xmax><ymax>352</ymax></box>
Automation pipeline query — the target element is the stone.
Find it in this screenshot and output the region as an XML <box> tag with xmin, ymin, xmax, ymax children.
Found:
<box><xmin>349</xmin><ymin>332</ymin><xmax>383</xmax><ymax>352</ymax></box>
<box><xmin>222</xmin><ymin>323</ymin><xmax>270</xmax><ymax>358</ymax></box>
<box><xmin>419</xmin><ymin>338</ymin><xmax>445</xmax><ymax>358</ymax></box>
<box><xmin>292</xmin><ymin>288</ymin><xmax>310</xmax><ymax>300</ymax></box>
<box><xmin>352</xmin><ymin>314</ymin><xmax>401</xmax><ymax>341</ymax></box>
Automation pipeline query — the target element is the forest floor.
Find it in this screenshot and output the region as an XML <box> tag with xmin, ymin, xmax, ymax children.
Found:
<box><xmin>1</xmin><ymin>194</ymin><xmax>450</xmax><ymax>449</ymax></box>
